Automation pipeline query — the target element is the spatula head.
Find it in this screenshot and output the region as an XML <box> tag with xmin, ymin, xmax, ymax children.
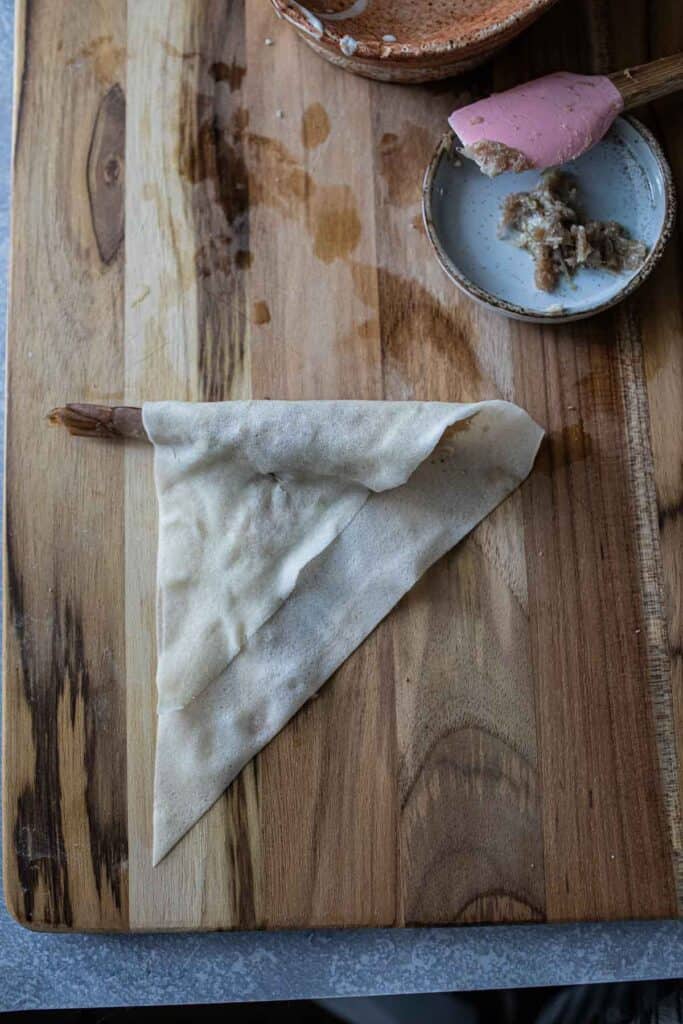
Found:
<box><xmin>449</xmin><ymin>72</ymin><xmax>624</xmax><ymax>173</ymax></box>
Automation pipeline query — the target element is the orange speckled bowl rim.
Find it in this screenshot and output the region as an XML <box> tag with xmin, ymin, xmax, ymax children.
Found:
<box><xmin>270</xmin><ymin>0</ymin><xmax>559</xmax><ymax>62</ymax></box>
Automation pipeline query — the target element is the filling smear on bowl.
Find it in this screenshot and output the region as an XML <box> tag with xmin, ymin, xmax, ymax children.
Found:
<box><xmin>461</xmin><ymin>139</ymin><xmax>535</xmax><ymax>177</ymax></box>
<box><xmin>498</xmin><ymin>170</ymin><xmax>648</xmax><ymax>292</ymax></box>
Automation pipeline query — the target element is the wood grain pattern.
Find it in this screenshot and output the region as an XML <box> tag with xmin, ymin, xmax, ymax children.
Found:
<box><xmin>611</xmin><ymin>54</ymin><xmax>683</xmax><ymax>110</ymax></box>
<box><xmin>4</xmin><ymin>0</ymin><xmax>128</xmax><ymax>930</ymax></box>
<box><xmin>3</xmin><ymin>0</ymin><xmax>682</xmax><ymax>931</ymax></box>
<box><xmin>639</xmin><ymin>3</ymin><xmax>683</xmax><ymax>910</ymax></box>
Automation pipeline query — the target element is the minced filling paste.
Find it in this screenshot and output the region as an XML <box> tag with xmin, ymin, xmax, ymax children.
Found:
<box><xmin>462</xmin><ymin>139</ymin><xmax>535</xmax><ymax>177</ymax></box>
<box><xmin>499</xmin><ymin>170</ymin><xmax>647</xmax><ymax>292</ymax></box>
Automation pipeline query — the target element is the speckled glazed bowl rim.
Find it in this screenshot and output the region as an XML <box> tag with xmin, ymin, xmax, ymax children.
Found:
<box><xmin>270</xmin><ymin>0</ymin><xmax>558</xmax><ymax>63</ymax></box>
<box><xmin>422</xmin><ymin>116</ymin><xmax>677</xmax><ymax>324</ymax></box>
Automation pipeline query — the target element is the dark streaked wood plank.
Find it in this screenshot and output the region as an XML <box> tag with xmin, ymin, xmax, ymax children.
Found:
<box><xmin>516</xmin><ymin>315</ymin><xmax>679</xmax><ymax>920</ymax></box>
<box><xmin>638</xmin><ymin>0</ymin><xmax>683</xmax><ymax>911</ymax></box>
<box><xmin>3</xmin><ymin>0</ymin><xmax>128</xmax><ymax>929</ymax></box>
<box><xmin>499</xmin><ymin>0</ymin><xmax>682</xmax><ymax>921</ymax></box>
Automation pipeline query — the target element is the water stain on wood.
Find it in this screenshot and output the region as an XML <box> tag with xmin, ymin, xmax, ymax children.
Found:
<box><xmin>301</xmin><ymin>102</ymin><xmax>331</xmax><ymax>150</ymax></box>
<box><xmin>337</xmin><ymin>318</ymin><xmax>381</xmax><ymax>368</ymax></box>
<box><xmin>8</xmin><ymin>527</ymin><xmax>70</xmax><ymax>927</ymax></box>
<box><xmin>66</xmin><ymin>35</ymin><xmax>126</xmax><ymax>85</ymax></box>
<box><xmin>246</xmin><ymin>133</ymin><xmax>311</xmax><ymax>211</ymax></box>
<box><xmin>411</xmin><ymin>213</ymin><xmax>426</xmax><ymax>235</ymax></box>
<box><xmin>195</xmin><ymin>235</ymin><xmax>234</xmax><ymax>280</ymax></box>
<box><xmin>372</xmin><ymin>266</ymin><xmax>484</xmax><ymax>400</ymax></box>
<box><xmin>310</xmin><ymin>184</ymin><xmax>362</xmax><ymax>263</ymax></box>
<box><xmin>160</xmin><ymin>38</ymin><xmax>200</xmax><ymax>61</ymax></box>
<box><xmin>543</xmin><ymin>422</ymin><xmax>594</xmax><ymax>472</ymax></box>
<box><xmin>252</xmin><ymin>300</ymin><xmax>271</xmax><ymax>325</ymax></box>
<box><xmin>378</xmin><ymin>125</ymin><xmax>433</xmax><ymax>207</ymax></box>
<box><xmin>356</xmin><ymin>318</ymin><xmax>379</xmax><ymax>339</ymax></box>
<box><xmin>179</xmin><ymin>93</ymin><xmax>362</xmax><ymax>267</ymax></box>
<box><xmin>349</xmin><ymin>261</ymin><xmax>380</xmax><ymax>309</ymax></box>
<box><xmin>209</xmin><ymin>60</ymin><xmax>246</xmax><ymax>91</ymax></box>
<box><xmin>178</xmin><ymin>93</ymin><xmax>229</xmax><ymax>183</ymax></box>
<box><xmin>245</xmin><ymin>133</ymin><xmax>362</xmax><ymax>262</ymax></box>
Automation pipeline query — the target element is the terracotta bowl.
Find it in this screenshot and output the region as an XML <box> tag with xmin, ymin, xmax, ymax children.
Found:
<box><xmin>269</xmin><ymin>0</ymin><xmax>559</xmax><ymax>83</ymax></box>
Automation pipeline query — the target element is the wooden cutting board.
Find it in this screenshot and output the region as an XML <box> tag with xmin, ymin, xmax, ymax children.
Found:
<box><xmin>3</xmin><ymin>0</ymin><xmax>682</xmax><ymax>932</ymax></box>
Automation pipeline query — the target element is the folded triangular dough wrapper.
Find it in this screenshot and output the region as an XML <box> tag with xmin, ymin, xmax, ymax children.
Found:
<box><xmin>144</xmin><ymin>400</ymin><xmax>485</xmax><ymax>711</ymax></box>
<box><xmin>147</xmin><ymin>399</ymin><xmax>543</xmax><ymax>864</ymax></box>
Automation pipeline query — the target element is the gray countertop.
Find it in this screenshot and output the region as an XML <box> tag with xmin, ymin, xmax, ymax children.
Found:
<box><xmin>0</xmin><ymin>0</ymin><xmax>681</xmax><ymax>1011</ymax></box>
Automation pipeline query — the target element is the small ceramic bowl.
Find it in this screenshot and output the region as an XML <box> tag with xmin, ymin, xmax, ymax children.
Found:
<box><xmin>422</xmin><ymin>116</ymin><xmax>676</xmax><ymax>323</ymax></box>
<box><xmin>270</xmin><ymin>0</ymin><xmax>559</xmax><ymax>83</ymax></box>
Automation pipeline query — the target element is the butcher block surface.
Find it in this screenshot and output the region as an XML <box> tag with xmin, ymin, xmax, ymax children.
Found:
<box><xmin>3</xmin><ymin>0</ymin><xmax>683</xmax><ymax>931</ymax></box>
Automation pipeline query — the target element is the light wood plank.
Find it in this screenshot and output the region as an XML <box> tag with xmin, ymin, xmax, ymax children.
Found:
<box><xmin>246</xmin><ymin>4</ymin><xmax>394</xmax><ymax>928</ymax></box>
<box><xmin>124</xmin><ymin>0</ymin><xmax>251</xmax><ymax>930</ymax></box>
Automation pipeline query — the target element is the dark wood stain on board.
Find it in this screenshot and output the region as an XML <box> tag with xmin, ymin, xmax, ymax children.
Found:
<box><xmin>374</xmin><ymin>267</ymin><xmax>485</xmax><ymax>401</ymax></box>
<box><xmin>252</xmin><ymin>299</ymin><xmax>271</xmax><ymax>325</ymax></box>
<box><xmin>223</xmin><ymin>764</ymin><xmax>260</xmax><ymax>928</ymax></box>
<box><xmin>8</xmin><ymin>521</ymin><xmax>126</xmax><ymax>925</ymax></box>
<box><xmin>177</xmin><ymin>7</ymin><xmax>250</xmax><ymax>402</ymax></box>
<box><xmin>209</xmin><ymin>59</ymin><xmax>246</xmax><ymax>91</ymax></box>
<box><xmin>8</xmin><ymin>522</ymin><xmax>74</xmax><ymax>927</ymax></box>
<box><xmin>301</xmin><ymin>102</ymin><xmax>330</xmax><ymax>150</ymax></box>
<box><xmin>244</xmin><ymin>132</ymin><xmax>362</xmax><ymax>264</ymax></box>
<box><xmin>377</xmin><ymin>124</ymin><xmax>434</xmax><ymax>207</ymax></box>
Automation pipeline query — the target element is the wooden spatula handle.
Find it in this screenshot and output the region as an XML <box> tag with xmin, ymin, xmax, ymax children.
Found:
<box><xmin>610</xmin><ymin>53</ymin><xmax>683</xmax><ymax>109</ymax></box>
<box><xmin>49</xmin><ymin>403</ymin><xmax>147</xmax><ymax>440</ymax></box>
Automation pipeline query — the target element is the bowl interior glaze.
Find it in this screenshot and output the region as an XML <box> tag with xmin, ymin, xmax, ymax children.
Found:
<box><xmin>423</xmin><ymin>116</ymin><xmax>675</xmax><ymax>323</ymax></box>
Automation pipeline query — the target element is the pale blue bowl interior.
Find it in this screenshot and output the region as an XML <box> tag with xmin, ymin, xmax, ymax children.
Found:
<box><xmin>429</xmin><ymin>116</ymin><xmax>668</xmax><ymax>316</ymax></box>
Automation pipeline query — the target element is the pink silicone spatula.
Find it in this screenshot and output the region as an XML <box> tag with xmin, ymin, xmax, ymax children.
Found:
<box><xmin>449</xmin><ymin>53</ymin><xmax>683</xmax><ymax>174</ymax></box>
